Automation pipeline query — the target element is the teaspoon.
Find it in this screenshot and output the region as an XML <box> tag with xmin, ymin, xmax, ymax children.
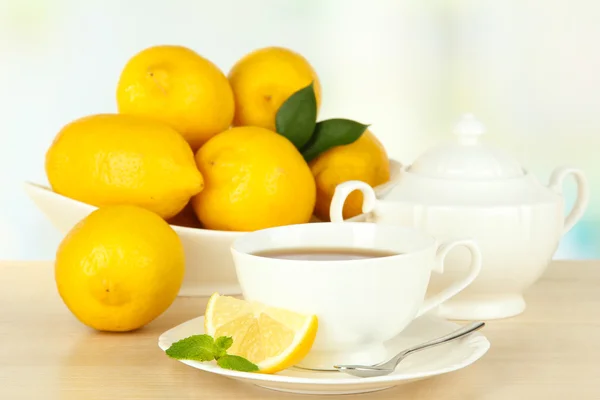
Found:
<box><xmin>334</xmin><ymin>321</ymin><xmax>485</xmax><ymax>378</ymax></box>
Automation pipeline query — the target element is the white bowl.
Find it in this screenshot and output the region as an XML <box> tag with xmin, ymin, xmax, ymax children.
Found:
<box><xmin>24</xmin><ymin>159</ymin><xmax>402</xmax><ymax>296</ymax></box>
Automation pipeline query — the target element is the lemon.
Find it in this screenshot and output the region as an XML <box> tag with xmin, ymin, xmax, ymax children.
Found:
<box><xmin>228</xmin><ymin>46</ymin><xmax>322</xmax><ymax>131</ymax></box>
<box><xmin>191</xmin><ymin>126</ymin><xmax>316</xmax><ymax>231</ymax></box>
<box><xmin>204</xmin><ymin>293</ymin><xmax>318</xmax><ymax>374</ymax></box>
<box><xmin>55</xmin><ymin>205</ymin><xmax>185</xmax><ymax>332</ymax></box>
<box><xmin>166</xmin><ymin>201</ymin><xmax>203</xmax><ymax>229</ymax></box>
<box><xmin>116</xmin><ymin>45</ymin><xmax>235</xmax><ymax>150</ymax></box>
<box><xmin>45</xmin><ymin>113</ymin><xmax>204</xmax><ymax>220</ymax></box>
<box><xmin>310</xmin><ymin>129</ymin><xmax>390</xmax><ymax>221</ymax></box>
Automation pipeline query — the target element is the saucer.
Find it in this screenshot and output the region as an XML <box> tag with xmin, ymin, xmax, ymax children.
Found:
<box><xmin>157</xmin><ymin>315</ymin><xmax>490</xmax><ymax>395</ymax></box>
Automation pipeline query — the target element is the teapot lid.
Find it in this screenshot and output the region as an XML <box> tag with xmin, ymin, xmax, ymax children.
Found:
<box><xmin>407</xmin><ymin>113</ymin><xmax>524</xmax><ymax>180</ymax></box>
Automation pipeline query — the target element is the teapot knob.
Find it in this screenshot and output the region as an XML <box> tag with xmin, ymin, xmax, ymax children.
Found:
<box><xmin>453</xmin><ymin>113</ymin><xmax>486</xmax><ymax>145</ymax></box>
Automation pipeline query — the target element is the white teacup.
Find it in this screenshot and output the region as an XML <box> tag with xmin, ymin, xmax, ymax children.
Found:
<box><xmin>230</xmin><ymin>222</ymin><xmax>482</xmax><ymax>370</ymax></box>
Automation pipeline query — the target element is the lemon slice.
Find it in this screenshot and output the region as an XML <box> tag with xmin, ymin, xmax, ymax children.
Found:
<box><xmin>204</xmin><ymin>293</ymin><xmax>318</xmax><ymax>374</ymax></box>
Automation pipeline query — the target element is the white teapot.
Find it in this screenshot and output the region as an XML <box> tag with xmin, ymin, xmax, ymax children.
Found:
<box><xmin>331</xmin><ymin>114</ymin><xmax>589</xmax><ymax>320</ymax></box>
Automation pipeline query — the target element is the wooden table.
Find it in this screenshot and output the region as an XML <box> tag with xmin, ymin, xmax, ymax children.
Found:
<box><xmin>1</xmin><ymin>260</ymin><xmax>599</xmax><ymax>399</ymax></box>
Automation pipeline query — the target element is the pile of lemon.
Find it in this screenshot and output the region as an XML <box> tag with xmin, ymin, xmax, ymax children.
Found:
<box><xmin>47</xmin><ymin>45</ymin><xmax>390</xmax><ymax>335</ymax></box>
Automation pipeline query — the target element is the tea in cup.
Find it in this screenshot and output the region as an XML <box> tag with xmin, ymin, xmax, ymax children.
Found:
<box><xmin>230</xmin><ymin>222</ymin><xmax>482</xmax><ymax>370</ymax></box>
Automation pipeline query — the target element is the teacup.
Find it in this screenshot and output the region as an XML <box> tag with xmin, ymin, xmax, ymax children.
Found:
<box><xmin>230</xmin><ymin>222</ymin><xmax>482</xmax><ymax>370</ymax></box>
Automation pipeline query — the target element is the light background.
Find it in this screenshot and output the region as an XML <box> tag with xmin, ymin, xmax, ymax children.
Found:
<box><xmin>0</xmin><ymin>0</ymin><xmax>598</xmax><ymax>260</ymax></box>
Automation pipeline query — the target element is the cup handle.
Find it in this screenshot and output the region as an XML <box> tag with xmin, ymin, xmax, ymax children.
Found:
<box><xmin>548</xmin><ymin>166</ymin><xmax>590</xmax><ymax>235</ymax></box>
<box><xmin>330</xmin><ymin>181</ymin><xmax>378</xmax><ymax>222</ymax></box>
<box><xmin>416</xmin><ymin>239</ymin><xmax>482</xmax><ymax>318</ymax></box>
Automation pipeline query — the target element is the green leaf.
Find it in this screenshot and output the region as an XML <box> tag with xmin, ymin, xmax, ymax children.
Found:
<box><xmin>217</xmin><ymin>354</ymin><xmax>260</xmax><ymax>372</ymax></box>
<box><xmin>275</xmin><ymin>82</ymin><xmax>318</xmax><ymax>149</ymax></box>
<box><xmin>165</xmin><ymin>334</ymin><xmax>216</xmax><ymax>362</ymax></box>
<box><xmin>214</xmin><ymin>336</ymin><xmax>233</xmax><ymax>358</ymax></box>
<box><xmin>164</xmin><ymin>334</ymin><xmax>258</xmax><ymax>373</ymax></box>
<box><xmin>301</xmin><ymin>118</ymin><xmax>369</xmax><ymax>162</ymax></box>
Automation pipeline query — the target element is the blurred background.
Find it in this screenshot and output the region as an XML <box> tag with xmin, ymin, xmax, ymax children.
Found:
<box><xmin>0</xmin><ymin>0</ymin><xmax>598</xmax><ymax>260</ymax></box>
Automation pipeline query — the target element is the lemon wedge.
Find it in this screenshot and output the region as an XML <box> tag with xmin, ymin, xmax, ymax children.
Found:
<box><xmin>204</xmin><ymin>293</ymin><xmax>318</xmax><ymax>374</ymax></box>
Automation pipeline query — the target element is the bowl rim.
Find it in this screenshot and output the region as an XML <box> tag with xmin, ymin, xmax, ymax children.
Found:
<box><xmin>24</xmin><ymin>158</ymin><xmax>402</xmax><ymax>236</ymax></box>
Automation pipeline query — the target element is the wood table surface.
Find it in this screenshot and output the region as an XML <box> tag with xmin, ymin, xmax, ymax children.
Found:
<box><xmin>0</xmin><ymin>260</ymin><xmax>599</xmax><ymax>399</ymax></box>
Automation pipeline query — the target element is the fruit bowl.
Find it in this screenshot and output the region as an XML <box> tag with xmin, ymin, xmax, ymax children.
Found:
<box><xmin>24</xmin><ymin>159</ymin><xmax>402</xmax><ymax>296</ymax></box>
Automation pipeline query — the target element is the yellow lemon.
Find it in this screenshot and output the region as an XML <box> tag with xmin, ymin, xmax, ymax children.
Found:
<box><xmin>205</xmin><ymin>293</ymin><xmax>318</xmax><ymax>374</ymax></box>
<box><xmin>116</xmin><ymin>45</ymin><xmax>235</xmax><ymax>150</ymax></box>
<box><xmin>310</xmin><ymin>130</ymin><xmax>390</xmax><ymax>221</ymax></box>
<box><xmin>55</xmin><ymin>205</ymin><xmax>185</xmax><ymax>332</ymax></box>
<box><xmin>228</xmin><ymin>46</ymin><xmax>322</xmax><ymax>131</ymax></box>
<box><xmin>192</xmin><ymin>126</ymin><xmax>316</xmax><ymax>231</ymax></box>
<box><xmin>45</xmin><ymin>113</ymin><xmax>204</xmax><ymax>220</ymax></box>
<box><xmin>166</xmin><ymin>201</ymin><xmax>203</xmax><ymax>229</ymax></box>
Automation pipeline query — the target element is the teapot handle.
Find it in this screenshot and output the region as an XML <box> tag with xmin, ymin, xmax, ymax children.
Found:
<box><xmin>548</xmin><ymin>166</ymin><xmax>590</xmax><ymax>235</ymax></box>
<box><xmin>330</xmin><ymin>181</ymin><xmax>378</xmax><ymax>222</ymax></box>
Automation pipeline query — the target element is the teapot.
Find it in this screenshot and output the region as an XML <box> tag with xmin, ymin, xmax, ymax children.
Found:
<box><xmin>331</xmin><ymin>114</ymin><xmax>589</xmax><ymax>320</ymax></box>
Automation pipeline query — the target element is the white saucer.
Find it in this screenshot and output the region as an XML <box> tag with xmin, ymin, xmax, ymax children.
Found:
<box><xmin>157</xmin><ymin>315</ymin><xmax>490</xmax><ymax>395</ymax></box>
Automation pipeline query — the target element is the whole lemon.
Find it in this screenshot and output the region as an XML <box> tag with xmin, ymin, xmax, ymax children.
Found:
<box><xmin>310</xmin><ymin>130</ymin><xmax>390</xmax><ymax>221</ymax></box>
<box><xmin>192</xmin><ymin>126</ymin><xmax>316</xmax><ymax>231</ymax></box>
<box><xmin>55</xmin><ymin>205</ymin><xmax>185</xmax><ymax>332</ymax></box>
<box><xmin>228</xmin><ymin>46</ymin><xmax>322</xmax><ymax>131</ymax></box>
<box><xmin>45</xmin><ymin>113</ymin><xmax>204</xmax><ymax>220</ymax></box>
<box><xmin>116</xmin><ymin>45</ymin><xmax>235</xmax><ymax>150</ymax></box>
<box><xmin>167</xmin><ymin>201</ymin><xmax>203</xmax><ymax>229</ymax></box>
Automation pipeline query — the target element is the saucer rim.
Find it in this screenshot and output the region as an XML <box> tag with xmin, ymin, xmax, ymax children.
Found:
<box><xmin>157</xmin><ymin>315</ymin><xmax>490</xmax><ymax>386</ymax></box>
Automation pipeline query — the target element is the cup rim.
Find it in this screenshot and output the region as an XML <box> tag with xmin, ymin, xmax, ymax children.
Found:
<box><xmin>230</xmin><ymin>222</ymin><xmax>436</xmax><ymax>265</ymax></box>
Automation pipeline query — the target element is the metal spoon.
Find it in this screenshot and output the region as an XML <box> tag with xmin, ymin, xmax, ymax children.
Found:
<box><xmin>334</xmin><ymin>321</ymin><xmax>485</xmax><ymax>378</ymax></box>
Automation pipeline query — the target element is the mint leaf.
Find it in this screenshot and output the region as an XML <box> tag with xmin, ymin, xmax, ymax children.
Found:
<box><xmin>275</xmin><ymin>82</ymin><xmax>318</xmax><ymax>149</ymax></box>
<box><xmin>165</xmin><ymin>334</ymin><xmax>216</xmax><ymax>362</ymax></box>
<box><xmin>301</xmin><ymin>118</ymin><xmax>369</xmax><ymax>162</ymax></box>
<box><xmin>164</xmin><ymin>334</ymin><xmax>259</xmax><ymax>373</ymax></box>
<box><xmin>214</xmin><ymin>336</ymin><xmax>233</xmax><ymax>358</ymax></box>
<box><xmin>217</xmin><ymin>354</ymin><xmax>259</xmax><ymax>372</ymax></box>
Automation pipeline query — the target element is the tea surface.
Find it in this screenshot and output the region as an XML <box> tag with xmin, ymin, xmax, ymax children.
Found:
<box><xmin>252</xmin><ymin>247</ymin><xmax>399</xmax><ymax>261</ymax></box>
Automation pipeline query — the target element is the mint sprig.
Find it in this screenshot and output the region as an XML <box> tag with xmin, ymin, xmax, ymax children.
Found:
<box><xmin>165</xmin><ymin>334</ymin><xmax>216</xmax><ymax>362</ymax></box>
<box><xmin>165</xmin><ymin>334</ymin><xmax>259</xmax><ymax>373</ymax></box>
<box><xmin>214</xmin><ymin>335</ymin><xmax>233</xmax><ymax>358</ymax></box>
<box><xmin>217</xmin><ymin>354</ymin><xmax>260</xmax><ymax>372</ymax></box>
<box><xmin>275</xmin><ymin>83</ymin><xmax>369</xmax><ymax>162</ymax></box>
